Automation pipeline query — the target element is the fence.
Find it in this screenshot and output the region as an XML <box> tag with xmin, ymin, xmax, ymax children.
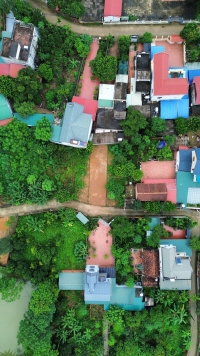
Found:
<box><xmin>103</xmin><ymin>19</ymin><xmax>200</xmax><ymax>25</ymax></box>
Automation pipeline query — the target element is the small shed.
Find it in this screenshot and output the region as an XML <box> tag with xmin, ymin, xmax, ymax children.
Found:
<box><xmin>76</xmin><ymin>212</ymin><xmax>89</xmax><ymax>225</ymax></box>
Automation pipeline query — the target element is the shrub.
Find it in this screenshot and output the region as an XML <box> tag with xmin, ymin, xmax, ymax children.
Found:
<box><xmin>151</xmin><ymin>117</ymin><xmax>166</xmax><ymax>134</ymax></box>
<box><xmin>128</xmin><ymin>14</ymin><xmax>138</xmax><ymax>21</ymax></box>
<box><xmin>132</xmin><ymin>169</ymin><xmax>143</xmax><ymax>181</ymax></box>
<box><xmin>74</xmin><ymin>241</ymin><xmax>88</xmax><ymax>263</ymax></box>
<box><xmin>140</xmin><ymin>32</ymin><xmax>153</xmax><ymax>43</ymax></box>
<box><xmin>188</xmin><ymin>116</ymin><xmax>200</xmax><ymax>132</ymax></box>
<box><xmin>0</xmin><ymin>236</ymin><xmax>12</xmax><ymax>254</ymax></box>
<box><xmin>175</xmin><ymin>117</ymin><xmax>188</xmax><ymax>135</ymax></box>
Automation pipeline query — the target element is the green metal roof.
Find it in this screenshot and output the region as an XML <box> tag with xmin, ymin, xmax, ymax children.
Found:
<box><xmin>50</xmin><ymin>125</ymin><xmax>62</xmax><ymax>143</ymax></box>
<box><xmin>160</xmin><ymin>239</ymin><xmax>192</xmax><ymax>257</ymax></box>
<box><xmin>118</xmin><ymin>60</ymin><xmax>128</xmax><ymax>75</ymax></box>
<box><xmin>85</xmin><ymin>279</ymin><xmax>145</xmax><ymax>311</ymax></box>
<box><xmin>98</xmin><ymin>99</ymin><xmax>113</xmax><ymax>108</ymax></box>
<box><xmin>76</xmin><ymin>212</ymin><xmax>89</xmax><ymax>225</ymax></box>
<box><xmin>60</xmin><ymin>102</ymin><xmax>92</xmax><ymax>144</ymax></box>
<box><xmin>0</xmin><ymin>94</ymin><xmax>12</xmax><ymax>120</ymax></box>
<box><xmin>148</xmin><ymin>217</ymin><xmax>160</xmax><ymax>230</ymax></box>
<box><xmin>59</xmin><ymin>272</ymin><xmax>84</xmax><ymax>290</ymax></box>
<box><xmin>14</xmin><ymin>113</ymin><xmax>54</xmax><ymax>126</ymax></box>
<box><xmin>176</xmin><ymin>171</ymin><xmax>200</xmax><ymax>205</ymax></box>
<box><xmin>2</xmin><ymin>31</ymin><xmax>12</xmax><ymax>39</ymax></box>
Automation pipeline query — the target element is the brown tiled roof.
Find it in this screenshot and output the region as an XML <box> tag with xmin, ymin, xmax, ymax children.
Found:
<box><xmin>136</xmin><ymin>183</ymin><xmax>167</xmax><ymax>201</ymax></box>
<box><xmin>142</xmin><ymin>249</ymin><xmax>159</xmax><ymax>287</ymax></box>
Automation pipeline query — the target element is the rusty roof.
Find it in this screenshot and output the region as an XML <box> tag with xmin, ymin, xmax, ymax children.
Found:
<box><xmin>136</xmin><ymin>183</ymin><xmax>167</xmax><ymax>201</ymax></box>
<box><xmin>142</xmin><ymin>249</ymin><xmax>159</xmax><ymax>287</ymax></box>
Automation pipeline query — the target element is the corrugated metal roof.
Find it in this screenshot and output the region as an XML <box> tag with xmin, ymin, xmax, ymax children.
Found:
<box><xmin>160</xmin><ymin>99</ymin><xmax>189</xmax><ymax>119</ymax></box>
<box><xmin>188</xmin><ymin>69</ymin><xmax>200</xmax><ymax>84</ymax></box>
<box><xmin>136</xmin><ymin>183</ymin><xmax>167</xmax><ymax>201</ymax></box>
<box><xmin>99</xmin><ymin>267</ymin><xmax>116</xmax><ymax>278</ymax></box>
<box><xmin>0</xmin><ymin>94</ymin><xmax>13</xmax><ymax>120</ymax></box>
<box><xmin>15</xmin><ymin>113</ymin><xmax>54</xmax><ymax>126</ymax></box>
<box><xmin>6</xmin><ymin>12</ymin><xmax>15</xmax><ymax>33</ymax></box>
<box><xmin>160</xmin><ymin>100</ymin><xmax>177</xmax><ymax>119</ymax></box>
<box><xmin>176</xmin><ymin>171</ymin><xmax>200</xmax><ymax>205</ymax></box>
<box><xmin>150</xmin><ymin>45</ymin><xmax>164</xmax><ymax>60</ymax></box>
<box><xmin>99</xmin><ymin>84</ymin><xmax>115</xmax><ymax>101</ymax></box>
<box><xmin>187</xmin><ymin>62</ymin><xmax>200</xmax><ymax>70</ymax></box>
<box><xmin>193</xmin><ymin>76</ymin><xmax>200</xmax><ymax>104</ymax></box>
<box><xmin>160</xmin><ymin>239</ymin><xmax>192</xmax><ymax>256</ymax></box>
<box><xmin>59</xmin><ymin>272</ymin><xmax>84</xmax><ymax>290</ymax></box>
<box><xmin>72</xmin><ymin>96</ymin><xmax>98</xmax><ymax>121</ymax></box>
<box><xmin>104</xmin><ymin>0</ymin><xmax>122</xmax><ymax>17</ymax></box>
<box><xmin>50</xmin><ymin>125</ymin><xmax>62</xmax><ymax>143</ymax></box>
<box><xmin>116</xmin><ymin>74</ymin><xmax>128</xmax><ymax>83</ymax></box>
<box><xmin>60</xmin><ymin>102</ymin><xmax>92</xmax><ymax>144</ymax></box>
<box><xmin>178</xmin><ymin>150</ymin><xmax>192</xmax><ymax>171</ymax></box>
<box><xmin>98</xmin><ymin>99</ymin><xmax>113</xmax><ymax>108</ymax></box>
<box><xmin>153</xmin><ymin>53</ymin><xmax>188</xmax><ymax>96</ymax></box>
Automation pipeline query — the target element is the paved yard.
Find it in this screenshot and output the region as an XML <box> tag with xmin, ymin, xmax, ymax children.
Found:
<box><xmin>79</xmin><ymin>40</ymin><xmax>99</xmax><ymax>100</ymax></box>
<box><xmin>141</xmin><ymin>161</ymin><xmax>175</xmax><ymax>179</ymax></box>
<box><xmin>87</xmin><ymin>219</ymin><xmax>114</xmax><ymax>266</ymax></box>
<box><xmin>155</xmin><ymin>40</ymin><xmax>184</xmax><ymax>67</ymax></box>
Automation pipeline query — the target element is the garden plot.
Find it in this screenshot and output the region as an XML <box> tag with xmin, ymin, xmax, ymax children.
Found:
<box><xmin>123</xmin><ymin>0</ymin><xmax>196</xmax><ymax>20</ymax></box>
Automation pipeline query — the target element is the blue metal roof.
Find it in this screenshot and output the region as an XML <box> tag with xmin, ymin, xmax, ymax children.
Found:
<box><xmin>178</xmin><ymin>98</ymin><xmax>189</xmax><ymax>118</ymax></box>
<box><xmin>150</xmin><ymin>46</ymin><xmax>164</xmax><ymax>60</ymax></box>
<box><xmin>178</xmin><ymin>150</ymin><xmax>192</xmax><ymax>171</ymax></box>
<box><xmin>188</xmin><ymin>69</ymin><xmax>200</xmax><ymax>84</ymax></box>
<box><xmin>160</xmin><ymin>100</ymin><xmax>177</xmax><ymax>119</ymax></box>
<box><xmin>160</xmin><ymin>99</ymin><xmax>189</xmax><ymax>119</ymax></box>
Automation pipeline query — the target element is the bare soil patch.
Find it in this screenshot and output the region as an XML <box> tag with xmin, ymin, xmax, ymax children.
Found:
<box><xmin>88</xmin><ymin>145</ymin><xmax>108</xmax><ymax>206</ymax></box>
<box><xmin>0</xmin><ymin>217</ymin><xmax>9</xmax><ymax>265</ymax></box>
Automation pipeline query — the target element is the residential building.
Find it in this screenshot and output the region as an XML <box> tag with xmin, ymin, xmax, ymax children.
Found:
<box><xmin>103</xmin><ymin>0</ymin><xmax>122</xmax><ymax>22</ymax></box>
<box><xmin>51</xmin><ymin>102</ymin><xmax>94</xmax><ymax>148</ymax></box>
<box><xmin>1</xmin><ymin>21</ymin><xmax>39</xmax><ymax>69</ymax></box>
<box><xmin>159</xmin><ymin>244</ymin><xmax>192</xmax><ymax>290</ymax></box>
<box><xmin>151</xmin><ymin>52</ymin><xmax>188</xmax><ymax>102</ymax></box>
<box><xmin>135</xmin><ymin>183</ymin><xmax>167</xmax><ymax>201</ymax></box>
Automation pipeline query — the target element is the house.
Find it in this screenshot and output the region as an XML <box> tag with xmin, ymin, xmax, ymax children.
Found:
<box><xmin>151</xmin><ymin>52</ymin><xmax>188</xmax><ymax>102</ymax></box>
<box><xmin>176</xmin><ymin>148</ymin><xmax>200</xmax><ymax>204</ymax></box>
<box><xmin>103</xmin><ymin>0</ymin><xmax>122</xmax><ymax>23</ymax></box>
<box><xmin>0</xmin><ymin>94</ymin><xmax>13</xmax><ymax>124</ymax></box>
<box><xmin>84</xmin><ymin>265</ymin><xmax>112</xmax><ymax>303</ymax></box>
<box><xmin>51</xmin><ymin>102</ymin><xmax>93</xmax><ymax>148</ymax></box>
<box><xmin>113</xmin><ymin>74</ymin><xmax>128</xmax><ymax>119</ymax></box>
<box><xmin>159</xmin><ymin>244</ymin><xmax>192</xmax><ymax>290</ymax></box>
<box><xmin>135</xmin><ymin>51</ymin><xmax>151</xmax><ymax>93</ymax></box>
<box><xmin>1</xmin><ymin>21</ymin><xmax>39</xmax><ymax>69</ymax></box>
<box><xmin>135</xmin><ymin>183</ymin><xmax>167</xmax><ymax>201</ymax></box>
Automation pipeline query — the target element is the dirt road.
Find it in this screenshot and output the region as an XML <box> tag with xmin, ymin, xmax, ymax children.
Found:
<box><xmin>26</xmin><ymin>0</ymin><xmax>190</xmax><ymax>37</ymax></box>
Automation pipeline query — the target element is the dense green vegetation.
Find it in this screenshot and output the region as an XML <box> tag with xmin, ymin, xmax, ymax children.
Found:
<box><xmin>107</xmin><ymin>296</ymin><xmax>191</xmax><ymax>356</ymax></box>
<box><xmin>48</xmin><ymin>0</ymin><xmax>85</xmax><ymax>19</ymax></box>
<box><xmin>107</xmin><ymin>110</ymin><xmax>174</xmax><ymax>206</ymax></box>
<box><xmin>110</xmin><ymin>217</ymin><xmax>171</xmax><ymax>284</ymax></box>
<box><xmin>0</xmin><ymin>119</ymin><xmax>92</xmax><ymax>205</ymax></box>
<box><xmin>180</xmin><ymin>23</ymin><xmax>200</xmax><ymax>61</ymax></box>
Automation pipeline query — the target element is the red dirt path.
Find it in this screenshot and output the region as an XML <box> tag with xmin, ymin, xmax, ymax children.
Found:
<box><xmin>80</xmin><ymin>39</ymin><xmax>99</xmax><ymax>100</ymax></box>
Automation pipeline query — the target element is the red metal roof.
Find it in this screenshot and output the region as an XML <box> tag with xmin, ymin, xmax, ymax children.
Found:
<box><xmin>72</xmin><ymin>96</ymin><xmax>98</xmax><ymax>121</ymax></box>
<box><xmin>193</xmin><ymin>76</ymin><xmax>200</xmax><ymax>104</ymax></box>
<box><xmin>0</xmin><ymin>118</ymin><xmax>12</xmax><ymax>126</ymax></box>
<box><xmin>0</xmin><ymin>64</ymin><xmax>26</xmax><ymax>78</ymax></box>
<box><xmin>104</xmin><ymin>0</ymin><xmax>122</xmax><ymax>17</ymax></box>
<box><xmin>153</xmin><ymin>53</ymin><xmax>188</xmax><ymax>96</ymax></box>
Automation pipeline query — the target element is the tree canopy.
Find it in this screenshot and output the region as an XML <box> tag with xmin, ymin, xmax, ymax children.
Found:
<box><xmin>89</xmin><ymin>54</ymin><xmax>118</xmax><ymax>82</ymax></box>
